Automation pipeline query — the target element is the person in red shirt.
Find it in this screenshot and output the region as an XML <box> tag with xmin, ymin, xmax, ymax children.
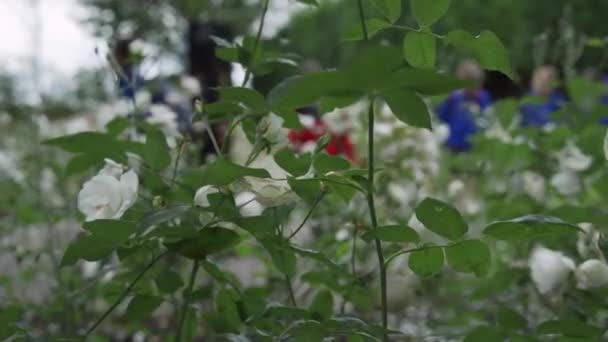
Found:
<box><xmin>289</xmin><ymin>106</ymin><xmax>356</xmax><ymax>162</ymax></box>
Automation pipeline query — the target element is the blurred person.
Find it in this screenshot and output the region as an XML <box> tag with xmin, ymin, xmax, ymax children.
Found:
<box><xmin>109</xmin><ymin>20</ymin><xmax>234</xmax><ymax>161</ymax></box>
<box><xmin>288</xmin><ymin>106</ymin><xmax>356</xmax><ymax>161</ymax></box>
<box><xmin>520</xmin><ymin>65</ymin><xmax>566</xmax><ymax>128</ymax></box>
<box><xmin>287</xmin><ymin>60</ymin><xmax>356</xmax><ymax>161</ymax></box>
<box><xmin>113</xmin><ymin>38</ymin><xmax>144</xmax><ymax>100</ymax></box>
<box><xmin>436</xmin><ymin>59</ymin><xmax>492</xmax><ymax>152</ymax></box>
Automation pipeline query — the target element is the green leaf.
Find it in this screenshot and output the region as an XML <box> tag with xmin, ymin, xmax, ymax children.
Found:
<box><xmin>83</xmin><ymin>219</ymin><xmax>137</xmax><ymax>245</ymax></box>
<box><xmin>296</xmin><ymin>0</ymin><xmax>320</xmax><ymax>6</ymax></box>
<box><xmin>497</xmin><ymin>307</ymin><xmax>526</xmax><ymax>331</ymax></box>
<box><xmin>274</xmin><ymin>149</ymin><xmax>312</xmax><ymax>177</ymax></box>
<box><xmin>415</xmin><ymin>198</ymin><xmax>468</xmax><ymax>240</ymax></box>
<box><xmin>139</xmin><ymin>205</ymin><xmax>192</xmax><ymax>231</ymax></box>
<box><xmin>65</xmin><ymin>154</ymin><xmax>100</xmax><ymax>176</ymax></box>
<box><xmin>202</xmin><ymin>158</ymin><xmax>270</xmax><ymax>186</ymax></box>
<box><xmin>411</xmin><ymin>0</ymin><xmax>451</xmax><ymax>26</ymax></box>
<box><xmin>464</xmin><ymin>326</ymin><xmax>505</xmax><ymax>342</ymax></box>
<box><xmin>155</xmin><ymin>270</ymin><xmax>184</xmax><ymax>294</ymax></box>
<box><xmin>408</xmin><ymin>245</ymin><xmax>444</xmax><ymax>277</ymax></box>
<box><xmin>216</xmin><ymin>47</ymin><xmax>239</xmax><ymax>62</ymax></box>
<box><xmin>288</xmin><ymin>178</ymin><xmax>323</xmax><ymax>205</ymax></box>
<box><xmin>274</xmin><ymin>108</ymin><xmax>303</xmax><ymax>129</ymax></box>
<box><xmin>403</xmin><ymin>32</ymin><xmax>436</xmax><ymax>69</ymax></box>
<box><xmin>267</xmin><ymin>71</ymin><xmax>355</xmax><ymax>110</ymax></box>
<box><xmin>289</xmin><ymin>320</ymin><xmax>325</xmax><ymax>341</ymax></box>
<box><xmin>445</xmin><ymin>30</ymin><xmax>513</xmax><ymax>78</ymax></box>
<box><xmin>215</xmin><ymin>288</ymin><xmax>242</xmax><ymax>332</ymax></box>
<box><xmin>215</xmin><ymin>87</ymin><xmax>267</xmax><ymax>112</ymax></box>
<box><xmin>483</xmin><ymin>215</ymin><xmax>579</xmax><ymax>241</ymax></box>
<box><xmin>290</xmin><ymin>246</ymin><xmax>345</xmax><ymax>275</ymax></box>
<box><xmin>310</xmin><ymin>290</ymin><xmax>334</xmax><ymax>320</ymax></box>
<box><xmin>362</xmin><ymin>225</ymin><xmax>420</xmax><ymax>243</ymax></box>
<box><xmin>370</xmin><ymin>0</ymin><xmax>402</xmax><ymax>23</ymax></box>
<box><xmin>126</xmin><ymin>295</ymin><xmax>163</xmax><ymax>321</ymax></box>
<box><xmin>202</xmin><ymin>260</ymin><xmax>241</xmax><ymax>290</ymax></box>
<box><xmin>141</xmin><ymin>126</ymin><xmax>171</xmax><ymax>170</ymax></box>
<box><xmin>43</xmin><ymin>132</ymin><xmax>128</xmax><ymax>162</ymax></box>
<box><xmin>166</xmin><ymin>227</ymin><xmax>240</xmax><ymax>260</ymax></box>
<box><xmin>319</xmin><ymin>95</ymin><xmax>360</xmax><ymax>114</ymax></box>
<box><xmin>343</xmin><ymin>18</ymin><xmax>392</xmax><ymax>41</ymax></box>
<box><xmin>264</xmin><ymin>306</ymin><xmax>312</xmax><ymax>321</ymax></box>
<box><xmin>61</xmin><ymin>236</ymin><xmax>115</xmax><ymax>266</ymax></box>
<box><xmin>445</xmin><ymin>239</ymin><xmax>491</xmax><ymax>277</ymax></box>
<box><xmin>388</xmin><ymin>68</ymin><xmax>474</xmax><ymax>95</ymax></box>
<box><xmin>382</xmin><ymin>88</ymin><xmax>432</xmax><ymax>129</ymax></box>
<box><xmin>537</xmin><ymin>319</ymin><xmax>602</xmax><ymax>338</ymax></box>
<box><xmin>265</xmin><ymin>239</ymin><xmax>297</xmax><ymax>276</ymax></box>
<box><xmin>313</xmin><ymin>153</ymin><xmax>351</xmax><ymax>175</ymax></box>
<box><xmin>267</xmin><ymin>47</ymin><xmax>403</xmax><ymax>110</ymax></box>
<box><xmin>61</xmin><ymin>220</ymin><xmax>137</xmax><ymax>266</ymax></box>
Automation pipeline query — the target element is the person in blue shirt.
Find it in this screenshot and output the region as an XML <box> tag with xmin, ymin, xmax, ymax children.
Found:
<box><xmin>437</xmin><ymin>60</ymin><xmax>492</xmax><ymax>152</ymax></box>
<box><xmin>113</xmin><ymin>39</ymin><xmax>144</xmax><ymax>100</ymax></box>
<box><xmin>520</xmin><ymin>65</ymin><xmax>566</xmax><ymax>128</ymax></box>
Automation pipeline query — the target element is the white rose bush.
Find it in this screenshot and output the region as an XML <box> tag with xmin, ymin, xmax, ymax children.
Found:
<box><xmin>4</xmin><ymin>0</ymin><xmax>608</xmax><ymax>341</ymax></box>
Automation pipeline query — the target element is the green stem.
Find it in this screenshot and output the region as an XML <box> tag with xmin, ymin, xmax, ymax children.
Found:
<box><xmin>288</xmin><ymin>191</ymin><xmax>326</xmax><ymax>240</ymax></box>
<box><xmin>220</xmin><ymin>0</ymin><xmax>270</xmax><ymax>156</ymax></box>
<box><xmin>82</xmin><ymin>253</ymin><xmax>165</xmax><ymax>340</ymax></box>
<box><xmin>357</xmin><ymin>0</ymin><xmax>369</xmax><ymax>40</ymax></box>
<box><xmin>175</xmin><ymin>259</ymin><xmax>200</xmax><ymax>342</ymax></box>
<box><xmin>357</xmin><ymin>2</ymin><xmax>388</xmax><ymax>339</ymax></box>
<box><xmin>285</xmin><ymin>273</ymin><xmax>298</xmax><ymax>307</ymax></box>
<box><xmin>367</xmin><ymin>99</ymin><xmax>388</xmax><ymax>342</ymax></box>
<box><xmin>241</xmin><ymin>0</ymin><xmax>270</xmax><ymax>87</ymax></box>
<box><xmin>171</xmin><ymin>139</ymin><xmax>187</xmax><ymax>189</ymax></box>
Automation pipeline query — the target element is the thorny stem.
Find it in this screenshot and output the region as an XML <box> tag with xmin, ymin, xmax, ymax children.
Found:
<box><xmin>82</xmin><ymin>252</ymin><xmax>166</xmax><ymax>340</ymax></box>
<box><xmin>357</xmin><ymin>2</ymin><xmax>387</xmax><ymax>338</ymax></box>
<box><xmin>175</xmin><ymin>259</ymin><xmax>200</xmax><ymax>342</ymax></box>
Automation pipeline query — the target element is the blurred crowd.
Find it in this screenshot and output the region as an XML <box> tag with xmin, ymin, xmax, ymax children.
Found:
<box><xmin>91</xmin><ymin>20</ymin><xmax>608</xmax><ymax>168</ymax></box>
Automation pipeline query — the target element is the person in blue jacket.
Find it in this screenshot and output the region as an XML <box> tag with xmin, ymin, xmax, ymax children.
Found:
<box><xmin>520</xmin><ymin>65</ymin><xmax>566</xmax><ymax>128</ymax></box>
<box><xmin>437</xmin><ymin>60</ymin><xmax>492</xmax><ymax>152</ymax></box>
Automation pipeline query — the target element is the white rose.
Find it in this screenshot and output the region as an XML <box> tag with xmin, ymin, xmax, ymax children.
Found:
<box><xmin>550</xmin><ymin>171</ymin><xmax>581</xmax><ymax>196</ymax></box>
<box><xmin>243</xmin><ymin>177</ymin><xmax>297</xmax><ymax>207</ymax></box>
<box><xmin>556</xmin><ymin>141</ymin><xmax>592</xmax><ymax>172</ymax></box>
<box><xmin>148</xmin><ymin>104</ymin><xmax>181</xmax><ymax>139</ymax></box>
<box><xmin>387</xmin><ymin>182</ymin><xmax>416</xmax><ymax>205</ymax></box>
<box><xmin>258</xmin><ymin>113</ymin><xmax>289</xmax><ymax>150</ymax></box>
<box><xmin>528</xmin><ymin>246</ymin><xmax>575</xmax><ymax>294</ymax></box>
<box><xmin>235</xmin><ymin>191</ymin><xmax>264</xmax><ymax>217</ymax></box>
<box><xmin>165</xmin><ymin>90</ymin><xmax>187</xmax><ymax>106</ymax></box>
<box><xmin>323</xmin><ymin>108</ymin><xmax>351</xmax><ymax>135</ymax></box>
<box><xmin>374</xmin><ymin>122</ymin><xmax>393</xmax><ymax>137</ymax></box>
<box><xmin>194</xmin><ymin>185</ymin><xmax>219</xmax><ymax>208</ymax></box>
<box><xmin>180</xmin><ymin>75</ymin><xmax>202</xmax><ymax>97</ymax></box>
<box><xmin>576</xmin><ymin>259</ymin><xmax>608</xmax><ymax>289</ymax></box>
<box><xmin>576</xmin><ymin>223</ymin><xmax>600</xmax><ymax>258</ymax></box>
<box><xmin>447</xmin><ymin>179</ymin><xmax>465</xmax><ymax>197</ymax></box>
<box><xmin>77</xmin><ymin>159</ymin><xmax>139</xmax><ymax>221</ymax></box>
<box><xmin>135</xmin><ymin>90</ymin><xmax>152</xmax><ymax>109</ymax></box>
<box><xmin>522</xmin><ymin>171</ymin><xmax>546</xmax><ymax>203</ymax></box>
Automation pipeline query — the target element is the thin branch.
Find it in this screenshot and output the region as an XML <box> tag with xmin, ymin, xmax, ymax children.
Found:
<box><xmin>175</xmin><ymin>259</ymin><xmax>200</xmax><ymax>342</ymax></box>
<box><xmin>82</xmin><ymin>252</ymin><xmax>166</xmax><ymax>339</ymax></box>
<box><xmin>288</xmin><ymin>192</ymin><xmax>326</xmax><ymax>240</ymax></box>
<box><xmin>285</xmin><ymin>273</ymin><xmax>298</xmax><ymax>307</ymax></box>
